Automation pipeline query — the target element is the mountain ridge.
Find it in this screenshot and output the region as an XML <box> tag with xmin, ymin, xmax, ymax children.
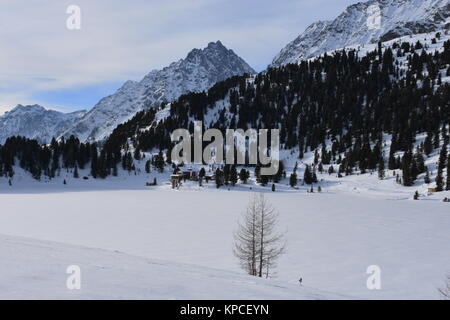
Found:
<box><xmin>271</xmin><ymin>0</ymin><xmax>449</xmax><ymax>67</ymax></box>
<box><xmin>60</xmin><ymin>41</ymin><xmax>255</xmax><ymax>142</ymax></box>
<box><xmin>0</xmin><ymin>41</ymin><xmax>254</xmax><ymax>144</ymax></box>
<box><xmin>0</xmin><ymin>104</ymin><xmax>86</xmax><ymax>145</ymax></box>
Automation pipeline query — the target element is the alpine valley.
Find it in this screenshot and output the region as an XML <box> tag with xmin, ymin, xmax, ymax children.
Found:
<box><xmin>1</xmin><ymin>0</ymin><xmax>450</xmax><ymax>300</ymax></box>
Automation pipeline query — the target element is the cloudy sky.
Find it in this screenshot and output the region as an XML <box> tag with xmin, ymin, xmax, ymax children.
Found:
<box><xmin>0</xmin><ymin>0</ymin><xmax>356</xmax><ymax>114</ymax></box>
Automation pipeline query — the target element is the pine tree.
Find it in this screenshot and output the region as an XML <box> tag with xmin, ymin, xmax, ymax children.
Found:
<box><xmin>199</xmin><ymin>167</ymin><xmax>206</xmax><ymax>179</ymax></box>
<box><xmin>289</xmin><ymin>173</ymin><xmax>297</xmax><ymax>188</ymax></box>
<box><xmin>436</xmin><ymin>145</ymin><xmax>448</xmax><ymax>191</ymax></box>
<box><xmin>328</xmin><ymin>165</ymin><xmax>334</xmax><ymax>175</ymax></box>
<box><xmin>312</xmin><ymin>170</ymin><xmax>318</xmax><ymax>183</ymax></box>
<box><xmin>410</xmin><ymin>157</ymin><xmax>419</xmax><ymax>182</ymax></box>
<box><xmin>260</xmin><ymin>174</ymin><xmax>269</xmax><ymax>186</ymax></box>
<box><xmin>378</xmin><ymin>156</ymin><xmax>385</xmax><ymax>180</ymax></box>
<box><xmin>271</xmin><ymin>184</ymin><xmax>276</xmax><ymax>192</ymax></box>
<box><xmin>145</xmin><ymin>160</ymin><xmax>151</xmax><ymax>174</ymax></box>
<box><xmin>230</xmin><ymin>165</ymin><xmax>238</xmax><ymax>186</ymax></box>
<box><xmin>239</xmin><ymin>168</ymin><xmax>248</xmax><ymax>183</ymax></box>
<box><xmin>303</xmin><ymin>165</ymin><xmax>313</xmax><ymax>185</ymax></box>
<box><xmin>224</xmin><ymin>165</ymin><xmax>231</xmax><ymax>185</ymax></box>
<box><xmin>424</xmin><ymin>166</ymin><xmax>431</xmax><ymax>184</ymax></box>
<box><xmin>127</xmin><ymin>152</ymin><xmax>134</xmax><ymax>172</ymax></box>
<box><xmin>424</xmin><ymin>134</ymin><xmax>433</xmax><ymax>155</ymax></box>
<box><xmin>215</xmin><ymin>168</ymin><xmax>224</xmax><ymax>188</ymax></box>
<box><xmin>8</xmin><ymin>166</ymin><xmax>14</xmax><ymax>179</ymax></box>
<box><xmin>134</xmin><ymin>148</ymin><xmax>141</xmax><ymax>160</ymax></box>
<box><xmin>314</xmin><ymin>150</ymin><xmax>319</xmax><ymax>164</ymax></box>
<box><xmin>438</xmin><ymin>144</ymin><xmax>448</xmax><ymax>172</ymax></box>
<box><xmin>388</xmin><ymin>150</ymin><xmax>397</xmax><ymax>170</ymax></box>
<box><xmin>73</xmin><ymin>165</ymin><xmax>79</xmax><ymax>178</ymax></box>
<box><xmin>155</xmin><ymin>151</ymin><xmax>165</xmax><ymax>173</ymax></box>
<box><xmin>91</xmin><ymin>148</ymin><xmax>98</xmax><ymax>178</ymax></box>
<box><xmin>293</xmin><ymin>162</ymin><xmax>298</xmax><ymax>174</ymax></box>
<box><xmin>446</xmin><ymin>154</ymin><xmax>450</xmax><ymax>191</ymax></box>
<box><xmin>402</xmin><ymin>150</ymin><xmax>414</xmax><ymax>186</ymax></box>
<box><xmin>255</xmin><ymin>164</ymin><xmax>261</xmax><ymax>183</ymax></box>
<box><xmin>436</xmin><ymin>170</ymin><xmax>444</xmax><ymax>192</ymax></box>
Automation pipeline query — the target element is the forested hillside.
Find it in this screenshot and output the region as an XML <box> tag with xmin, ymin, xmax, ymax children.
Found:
<box><xmin>1</xmin><ymin>32</ymin><xmax>450</xmax><ymax>191</ymax></box>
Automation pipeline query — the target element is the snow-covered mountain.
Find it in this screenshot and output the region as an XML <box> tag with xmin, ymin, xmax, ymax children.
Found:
<box><xmin>62</xmin><ymin>41</ymin><xmax>255</xmax><ymax>142</ymax></box>
<box><xmin>271</xmin><ymin>0</ymin><xmax>450</xmax><ymax>67</ymax></box>
<box><xmin>0</xmin><ymin>105</ymin><xmax>86</xmax><ymax>145</ymax></box>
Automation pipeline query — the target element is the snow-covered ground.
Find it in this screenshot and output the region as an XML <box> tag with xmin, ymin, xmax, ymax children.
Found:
<box><xmin>1</xmin><ymin>234</ymin><xmax>346</xmax><ymax>300</ymax></box>
<box><xmin>0</xmin><ymin>170</ymin><xmax>449</xmax><ymax>299</ymax></box>
<box><xmin>1</xmin><ymin>125</ymin><xmax>449</xmax><ymax>299</ymax></box>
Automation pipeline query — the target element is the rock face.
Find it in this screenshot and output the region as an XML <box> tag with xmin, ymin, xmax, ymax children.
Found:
<box><xmin>271</xmin><ymin>0</ymin><xmax>450</xmax><ymax>67</ymax></box>
<box><xmin>0</xmin><ymin>105</ymin><xmax>86</xmax><ymax>145</ymax></box>
<box><xmin>61</xmin><ymin>41</ymin><xmax>255</xmax><ymax>142</ymax></box>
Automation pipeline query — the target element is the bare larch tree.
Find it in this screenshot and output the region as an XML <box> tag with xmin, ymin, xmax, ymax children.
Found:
<box><xmin>233</xmin><ymin>193</ymin><xmax>286</xmax><ymax>278</ymax></box>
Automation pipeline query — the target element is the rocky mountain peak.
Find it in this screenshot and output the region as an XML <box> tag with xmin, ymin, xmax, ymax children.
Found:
<box><xmin>61</xmin><ymin>41</ymin><xmax>255</xmax><ymax>142</ymax></box>
<box><xmin>271</xmin><ymin>0</ymin><xmax>449</xmax><ymax>67</ymax></box>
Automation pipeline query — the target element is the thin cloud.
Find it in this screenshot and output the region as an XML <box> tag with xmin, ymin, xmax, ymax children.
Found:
<box><xmin>0</xmin><ymin>0</ymin><xmax>355</xmax><ymax>111</ymax></box>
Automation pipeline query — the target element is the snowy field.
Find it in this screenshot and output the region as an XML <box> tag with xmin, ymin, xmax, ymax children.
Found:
<box><xmin>0</xmin><ymin>173</ymin><xmax>449</xmax><ymax>299</ymax></box>
<box><xmin>1</xmin><ymin>234</ymin><xmax>346</xmax><ymax>300</ymax></box>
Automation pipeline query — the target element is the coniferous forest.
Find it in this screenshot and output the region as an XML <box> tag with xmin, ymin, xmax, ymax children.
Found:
<box><xmin>1</xmin><ymin>37</ymin><xmax>450</xmax><ymax>190</ymax></box>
